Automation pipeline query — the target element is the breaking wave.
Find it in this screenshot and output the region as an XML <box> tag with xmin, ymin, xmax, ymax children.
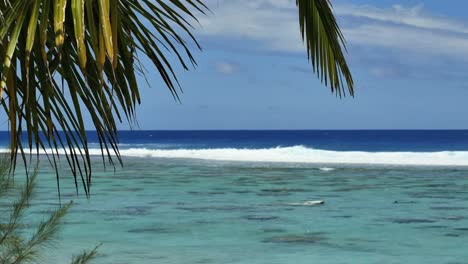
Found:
<box><xmin>2</xmin><ymin>145</ymin><xmax>468</xmax><ymax>166</ymax></box>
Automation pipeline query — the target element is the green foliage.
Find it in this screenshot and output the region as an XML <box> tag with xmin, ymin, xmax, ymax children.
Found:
<box><xmin>296</xmin><ymin>0</ymin><xmax>354</xmax><ymax>96</ymax></box>
<box><xmin>0</xmin><ymin>0</ymin><xmax>207</xmax><ymax>195</ymax></box>
<box><xmin>0</xmin><ymin>157</ymin><xmax>99</xmax><ymax>264</ymax></box>
<box><xmin>71</xmin><ymin>244</ymin><xmax>100</xmax><ymax>264</ymax></box>
<box><xmin>0</xmin><ymin>0</ymin><xmax>353</xmax><ymax>194</ymax></box>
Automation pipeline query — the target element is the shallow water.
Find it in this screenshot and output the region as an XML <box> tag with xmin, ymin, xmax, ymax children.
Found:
<box><xmin>11</xmin><ymin>157</ymin><xmax>468</xmax><ymax>263</ymax></box>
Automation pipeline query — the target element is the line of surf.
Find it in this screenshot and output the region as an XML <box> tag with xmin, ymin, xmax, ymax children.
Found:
<box><xmin>2</xmin><ymin>145</ymin><xmax>468</xmax><ymax>166</ymax></box>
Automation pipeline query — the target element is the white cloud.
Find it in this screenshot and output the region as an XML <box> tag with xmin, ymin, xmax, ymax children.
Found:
<box><xmin>344</xmin><ymin>24</ymin><xmax>468</xmax><ymax>58</ymax></box>
<box><xmin>215</xmin><ymin>62</ymin><xmax>238</xmax><ymax>74</ymax></box>
<box><xmin>197</xmin><ymin>0</ymin><xmax>468</xmax><ymax>59</ymax></box>
<box><xmin>335</xmin><ymin>4</ymin><xmax>468</xmax><ymax>34</ymax></box>
<box><xmin>198</xmin><ymin>0</ymin><xmax>304</xmax><ymax>52</ymax></box>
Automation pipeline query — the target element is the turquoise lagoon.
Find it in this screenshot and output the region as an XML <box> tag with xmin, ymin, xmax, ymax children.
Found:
<box><xmin>22</xmin><ymin>157</ymin><xmax>468</xmax><ymax>264</ymax></box>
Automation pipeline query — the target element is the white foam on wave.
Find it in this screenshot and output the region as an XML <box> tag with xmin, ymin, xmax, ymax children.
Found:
<box><xmin>3</xmin><ymin>145</ymin><xmax>468</xmax><ymax>166</ymax></box>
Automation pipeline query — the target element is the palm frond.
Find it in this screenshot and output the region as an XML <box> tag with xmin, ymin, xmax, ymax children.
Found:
<box><xmin>0</xmin><ymin>0</ymin><xmax>207</xmax><ymax>195</ymax></box>
<box><xmin>1</xmin><ymin>0</ymin><xmax>353</xmax><ymax>196</ymax></box>
<box><xmin>296</xmin><ymin>0</ymin><xmax>354</xmax><ymax>96</ymax></box>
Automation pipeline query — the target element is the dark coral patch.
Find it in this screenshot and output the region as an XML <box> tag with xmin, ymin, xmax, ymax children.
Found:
<box><xmin>263</xmin><ymin>233</ymin><xmax>326</xmax><ymax>244</ymax></box>
<box><xmin>245</xmin><ymin>215</ymin><xmax>279</xmax><ymax>221</ymax></box>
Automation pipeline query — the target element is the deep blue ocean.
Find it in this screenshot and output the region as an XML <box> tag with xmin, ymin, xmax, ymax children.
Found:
<box><xmin>2</xmin><ymin>130</ymin><xmax>468</xmax><ymax>151</ymax></box>
<box><xmin>111</xmin><ymin>130</ymin><xmax>468</xmax><ymax>151</ymax></box>
<box><xmin>2</xmin><ymin>130</ymin><xmax>468</xmax><ymax>263</ymax></box>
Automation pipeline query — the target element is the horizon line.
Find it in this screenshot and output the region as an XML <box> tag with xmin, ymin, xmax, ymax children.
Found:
<box><xmin>1</xmin><ymin>129</ymin><xmax>468</xmax><ymax>132</ymax></box>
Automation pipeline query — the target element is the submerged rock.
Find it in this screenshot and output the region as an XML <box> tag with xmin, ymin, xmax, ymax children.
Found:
<box><xmin>415</xmin><ymin>225</ymin><xmax>448</xmax><ymax>230</ymax></box>
<box><xmin>390</xmin><ymin>218</ymin><xmax>437</xmax><ymax>224</ymax></box>
<box><xmin>261</xmin><ymin>188</ymin><xmax>308</xmax><ymax>193</ymax></box>
<box><xmin>263</xmin><ymin>233</ymin><xmax>326</xmax><ymax>244</ymax></box>
<box><xmin>245</xmin><ymin>215</ymin><xmax>279</xmax><ymax>221</ymax></box>
<box><xmin>393</xmin><ymin>200</ymin><xmax>417</xmax><ymax>204</ymax></box>
<box><xmin>332</xmin><ymin>215</ymin><xmax>352</xmax><ymax>219</ymax></box>
<box><xmin>187</xmin><ymin>191</ymin><xmax>225</xmax><ymax>196</ymax></box>
<box><xmin>261</xmin><ymin>228</ymin><xmax>286</xmax><ymax>233</ymax></box>
<box><xmin>439</xmin><ymin>216</ymin><xmax>465</xmax><ymax>221</ymax></box>
<box><xmin>127</xmin><ymin>227</ymin><xmax>173</xmax><ymax>234</ymax></box>
<box><xmin>430</xmin><ymin>206</ymin><xmax>468</xmax><ymax>211</ymax></box>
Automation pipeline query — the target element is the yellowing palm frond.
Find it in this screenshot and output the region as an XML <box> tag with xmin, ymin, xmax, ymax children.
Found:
<box><xmin>0</xmin><ymin>0</ymin><xmax>353</xmax><ymax>195</ymax></box>
<box><xmin>0</xmin><ymin>0</ymin><xmax>207</xmax><ymax>195</ymax></box>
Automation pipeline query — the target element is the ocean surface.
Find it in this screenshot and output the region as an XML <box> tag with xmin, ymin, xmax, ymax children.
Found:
<box><xmin>1</xmin><ymin>130</ymin><xmax>468</xmax><ymax>263</ymax></box>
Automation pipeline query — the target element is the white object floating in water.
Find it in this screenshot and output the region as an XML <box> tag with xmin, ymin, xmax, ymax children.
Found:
<box><xmin>287</xmin><ymin>200</ymin><xmax>325</xmax><ymax>206</ymax></box>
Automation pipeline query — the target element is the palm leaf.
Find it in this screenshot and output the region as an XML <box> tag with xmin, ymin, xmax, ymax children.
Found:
<box><xmin>0</xmin><ymin>0</ymin><xmax>352</xmax><ymax>196</ymax></box>
<box><xmin>0</xmin><ymin>0</ymin><xmax>207</xmax><ymax>196</ymax></box>
<box><xmin>296</xmin><ymin>0</ymin><xmax>354</xmax><ymax>96</ymax></box>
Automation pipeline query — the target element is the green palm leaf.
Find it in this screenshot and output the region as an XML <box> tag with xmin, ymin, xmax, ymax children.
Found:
<box><xmin>297</xmin><ymin>0</ymin><xmax>354</xmax><ymax>96</ymax></box>
<box><xmin>0</xmin><ymin>0</ymin><xmax>352</xmax><ymax>195</ymax></box>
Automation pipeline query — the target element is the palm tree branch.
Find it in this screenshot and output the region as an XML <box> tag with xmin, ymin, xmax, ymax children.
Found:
<box><xmin>296</xmin><ymin>0</ymin><xmax>354</xmax><ymax>97</ymax></box>
<box><xmin>0</xmin><ymin>0</ymin><xmax>207</xmax><ymax>195</ymax></box>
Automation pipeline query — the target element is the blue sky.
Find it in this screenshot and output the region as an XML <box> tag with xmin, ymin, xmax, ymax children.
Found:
<box><xmin>131</xmin><ymin>0</ymin><xmax>468</xmax><ymax>129</ymax></box>
<box><xmin>3</xmin><ymin>0</ymin><xmax>468</xmax><ymax>130</ymax></box>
